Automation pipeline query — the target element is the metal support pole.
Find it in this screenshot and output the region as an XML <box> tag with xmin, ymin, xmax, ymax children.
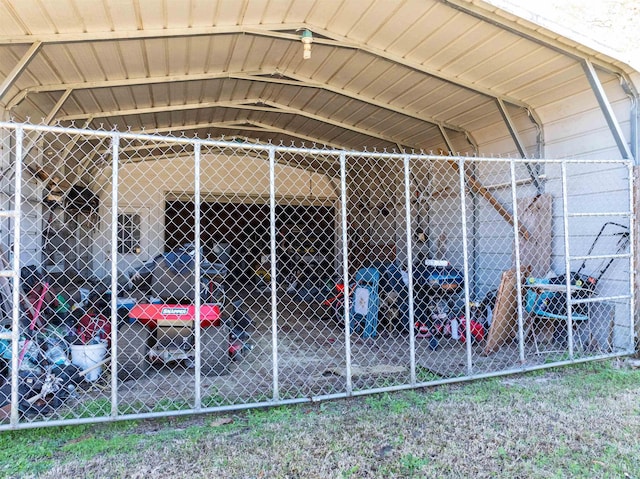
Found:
<box><xmin>268</xmin><ymin>146</ymin><xmax>279</xmax><ymax>401</ymax></box>
<box><xmin>438</xmin><ymin>125</ymin><xmax>456</xmax><ymax>154</ymax></box>
<box><xmin>510</xmin><ymin>159</ymin><xmax>526</xmax><ymax>363</ymax></box>
<box><xmin>9</xmin><ymin>127</ymin><xmax>24</xmax><ymax>426</ymax></box>
<box><xmin>339</xmin><ymin>152</ymin><xmax>353</xmax><ymax>396</ymax></box>
<box><xmin>627</xmin><ymin>161</ymin><xmax>636</xmax><ymax>352</ymax></box>
<box><xmin>193</xmin><ymin>142</ymin><xmax>202</xmax><ymax>410</ymax></box>
<box><xmin>582</xmin><ymin>60</ymin><xmax>633</xmax><ymax>160</ymax></box>
<box><xmin>0</xmin><ymin>42</ymin><xmax>42</xmax><ymax>103</ymax></box>
<box><xmin>560</xmin><ymin>162</ymin><xmax>575</xmax><ymax>358</ymax></box>
<box><xmin>457</xmin><ymin>158</ymin><xmax>473</xmax><ymax>375</ymax></box>
<box><xmin>631</xmin><ymin>97</ymin><xmax>639</xmax><ymax>165</ymax></box>
<box><xmin>496</xmin><ymin>98</ymin><xmax>542</xmax><ymax>193</ymax></box>
<box><xmin>110</xmin><ymin>133</ymin><xmax>120</xmax><ymax>418</ymax></box>
<box><xmin>403</xmin><ymin>155</ymin><xmax>416</xmax><ymax>385</ymax></box>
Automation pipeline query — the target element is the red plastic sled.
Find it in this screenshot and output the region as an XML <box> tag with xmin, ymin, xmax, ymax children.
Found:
<box><xmin>129</xmin><ymin>303</ymin><xmax>222</xmax><ymax>329</ymax></box>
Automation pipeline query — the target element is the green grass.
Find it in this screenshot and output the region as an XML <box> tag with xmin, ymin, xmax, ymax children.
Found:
<box><xmin>1</xmin><ymin>360</ymin><xmax>639</xmax><ymax>478</ymax></box>
<box><xmin>0</xmin><ymin>420</ymin><xmax>143</xmax><ymax>478</ymax></box>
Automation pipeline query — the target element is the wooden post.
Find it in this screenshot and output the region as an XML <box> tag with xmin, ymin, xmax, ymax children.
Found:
<box><xmin>448</xmin><ymin>160</ymin><xmax>531</xmax><ymax>240</ymax></box>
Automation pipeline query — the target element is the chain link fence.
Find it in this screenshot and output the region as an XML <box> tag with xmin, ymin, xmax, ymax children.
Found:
<box><xmin>0</xmin><ymin>122</ymin><xmax>634</xmax><ymax>428</ymax></box>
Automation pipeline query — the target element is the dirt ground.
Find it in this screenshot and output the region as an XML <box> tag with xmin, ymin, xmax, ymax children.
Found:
<box><xmin>25</xmin><ymin>290</ymin><xmax>599</xmax><ymax>425</ymax></box>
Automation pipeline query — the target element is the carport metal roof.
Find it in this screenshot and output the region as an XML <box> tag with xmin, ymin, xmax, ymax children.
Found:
<box><xmin>0</xmin><ymin>0</ymin><xmax>637</xmax><ymax>162</ymax></box>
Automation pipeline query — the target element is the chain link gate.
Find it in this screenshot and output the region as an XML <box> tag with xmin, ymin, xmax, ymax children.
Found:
<box><xmin>0</xmin><ymin>122</ymin><xmax>634</xmax><ymax>429</ymax></box>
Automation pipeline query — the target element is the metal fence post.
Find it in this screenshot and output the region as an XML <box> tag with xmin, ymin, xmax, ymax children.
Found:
<box><xmin>510</xmin><ymin>159</ymin><xmax>526</xmax><ymax>363</ymax></box>
<box><xmin>403</xmin><ymin>155</ymin><xmax>416</xmax><ymax>385</ymax></box>
<box><xmin>457</xmin><ymin>157</ymin><xmax>473</xmax><ymax>375</ymax></box>
<box><xmin>9</xmin><ymin>126</ymin><xmax>23</xmax><ymax>426</ymax></box>
<box><xmin>110</xmin><ymin>133</ymin><xmax>120</xmax><ymax>418</ymax></box>
<box><xmin>339</xmin><ymin>152</ymin><xmax>352</xmax><ymax>396</ymax></box>
<box><xmin>194</xmin><ymin>141</ymin><xmax>202</xmax><ymax>410</ymax></box>
<box><xmin>269</xmin><ymin>146</ymin><xmax>279</xmax><ymax>402</ymax></box>
<box><xmin>560</xmin><ymin>162</ymin><xmax>575</xmax><ymax>359</ymax></box>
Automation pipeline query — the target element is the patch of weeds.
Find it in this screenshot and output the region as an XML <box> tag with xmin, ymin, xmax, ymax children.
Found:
<box><xmin>246</xmin><ymin>405</ymin><xmax>299</xmax><ymax>427</ymax></box>
<box><xmin>560</xmin><ymin>360</ymin><xmax>640</xmax><ymax>397</ymax></box>
<box><xmin>497</xmin><ymin>446</ymin><xmax>507</xmax><ymax>459</ymax></box>
<box><xmin>402</xmin><ymin>389</ymin><xmax>429</xmax><ymax>407</ymax></box>
<box><xmin>0</xmin><ymin>428</ymin><xmax>61</xmax><ymax>477</ymax></box>
<box><xmin>388</xmin><ymin>396</ymin><xmax>411</xmax><ymax>414</ymax></box>
<box><xmin>75</xmin><ymin>398</ymin><xmax>112</xmax><ymax>418</ymax></box>
<box><xmin>374</xmin><ymin>377</ymin><xmax>404</xmax><ymax>389</ymax></box>
<box><xmin>0</xmin><ymin>419</ymin><xmax>143</xmax><ymax>478</ymax></box>
<box><xmin>340</xmin><ymin>464</ymin><xmax>360</xmax><ymax>478</ymax></box>
<box><xmin>319</xmin><ymin>400</ymin><xmax>345</xmax><ymax>416</ymax></box>
<box><xmin>118</xmin><ymin>400</ymin><xmax>147</xmax><ymax>415</ymax></box>
<box><xmin>201</xmin><ymin>392</ymin><xmax>227</xmax><ymax>408</ymax></box>
<box><xmin>543</xmin><ymin>352</ymin><xmax>572</xmax><ymax>364</ymax></box>
<box><xmin>425</xmin><ymin>386</ymin><xmax>448</xmax><ymax>402</ymax></box>
<box><xmin>364</xmin><ymin>392</ymin><xmax>392</xmax><ymax>411</ymax></box>
<box><xmin>398</xmin><ymin>453</ymin><xmax>430</xmax><ymax>476</ymax></box>
<box><xmin>416</xmin><ymin>366</ymin><xmax>441</xmax><ymax>383</ymax></box>
<box><xmin>594</xmin><ymin>442</ymin><xmax>640</xmax><ymax>477</ymax></box>
<box><xmin>151</xmin><ymin>398</ymin><xmax>192</xmax><ymax>412</ymax></box>
<box><xmin>59</xmin><ymin>431</ymin><xmax>146</xmax><ymax>459</ymax></box>
<box><xmin>461</xmin><ymin>377</ymin><xmax>507</xmax><ymax>404</ymax></box>
<box><xmin>251</xmin><ymin>392</ymin><xmax>272</xmax><ymax>403</ymax></box>
<box><xmin>364</xmin><ymin>392</ymin><xmax>412</xmax><ymax>413</ymax></box>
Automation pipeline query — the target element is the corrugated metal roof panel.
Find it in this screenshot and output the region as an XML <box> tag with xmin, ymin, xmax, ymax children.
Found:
<box><xmin>0</xmin><ymin>0</ymin><xmax>635</xmax><ymax>158</ymax></box>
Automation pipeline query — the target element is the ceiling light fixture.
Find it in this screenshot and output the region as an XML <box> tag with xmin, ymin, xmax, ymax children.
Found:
<box><xmin>300</xmin><ymin>29</ymin><xmax>313</xmax><ymax>60</ymax></box>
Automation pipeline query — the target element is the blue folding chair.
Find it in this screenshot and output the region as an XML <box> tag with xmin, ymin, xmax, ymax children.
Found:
<box><xmin>350</xmin><ymin>268</ymin><xmax>380</xmax><ymax>338</ymax></box>
<box><xmin>524</xmin><ymin>277</ymin><xmax>590</xmax><ymax>353</ymax></box>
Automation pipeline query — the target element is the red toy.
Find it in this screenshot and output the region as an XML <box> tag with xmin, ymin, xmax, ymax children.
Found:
<box><xmin>76</xmin><ymin>312</ymin><xmax>112</xmax><ymax>346</ymax></box>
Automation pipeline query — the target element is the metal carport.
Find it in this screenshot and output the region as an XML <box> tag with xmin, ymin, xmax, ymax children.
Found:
<box><xmin>0</xmin><ymin>0</ymin><xmax>637</xmax><ymax>428</ymax></box>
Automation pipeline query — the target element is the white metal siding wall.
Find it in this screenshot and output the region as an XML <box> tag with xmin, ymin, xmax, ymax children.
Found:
<box><xmin>96</xmin><ymin>155</ymin><xmax>339</xmax><ymax>275</ymax></box>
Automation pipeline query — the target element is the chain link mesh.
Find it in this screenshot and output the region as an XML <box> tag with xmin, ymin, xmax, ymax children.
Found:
<box><xmin>0</xmin><ymin>122</ymin><xmax>633</xmax><ymax>428</ymax></box>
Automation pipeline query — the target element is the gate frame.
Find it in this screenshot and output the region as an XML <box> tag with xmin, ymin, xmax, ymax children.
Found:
<box><xmin>0</xmin><ymin>121</ymin><xmax>634</xmax><ymax>430</ymax></box>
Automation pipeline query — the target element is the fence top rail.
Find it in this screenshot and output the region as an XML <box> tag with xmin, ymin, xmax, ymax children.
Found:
<box><xmin>0</xmin><ymin>120</ymin><xmax>632</xmax><ymax>166</ymax></box>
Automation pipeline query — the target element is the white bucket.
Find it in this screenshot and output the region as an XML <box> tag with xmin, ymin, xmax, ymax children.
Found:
<box><xmin>71</xmin><ymin>342</ymin><xmax>108</xmax><ymax>382</ymax></box>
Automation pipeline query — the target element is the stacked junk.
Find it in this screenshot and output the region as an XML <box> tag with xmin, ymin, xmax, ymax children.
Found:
<box><xmin>0</xmin><ymin>244</ymin><xmax>253</xmax><ymax>420</ymax></box>
<box><xmin>323</xmin><ymin>258</ymin><xmax>488</xmax><ymax>347</ymax></box>
<box><xmin>0</xmin><ymin>262</ymin><xmax>110</xmax><ymax>419</ymax></box>
<box><xmin>323</xmin><ymin>220</ymin><xmax>629</xmax><ymax>352</ymax></box>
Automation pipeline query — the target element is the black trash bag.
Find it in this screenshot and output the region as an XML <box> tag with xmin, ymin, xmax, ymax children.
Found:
<box><xmin>51</xmin><ymin>364</ymin><xmax>84</xmax><ymax>387</ymax></box>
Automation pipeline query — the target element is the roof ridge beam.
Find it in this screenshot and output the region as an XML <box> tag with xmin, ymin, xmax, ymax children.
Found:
<box><xmin>238</xmin><ymin>72</ymin><xmax>470</xmax><ymax>136</ymax></box>
<box><xmin>13</xmin><ymin>69</ymin><xmax>464</xmax><ymax>133</ymax></box>
<box><xmin>6</xmin><ymin>71</ymin><xmax>267</xmax><ymax>109</ymax></box>
<box><xmin>57</xmin><ymin>98</ymin><xmax>260</xmax><ymax>121</ymax></box>
<box><xmin>134</xmin><ymin>120</ymin><xmax>345</xmax><ymax>150</ymax></box>
<box><xmin>0</xmin><ymin>24</ymin><xmax>307</xmax><ymax>45</ymax></box>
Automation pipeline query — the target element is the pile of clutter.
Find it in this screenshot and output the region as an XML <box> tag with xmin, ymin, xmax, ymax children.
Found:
<box><xmin>0</xmin><ymin>267</ymin><xmax>114</xmax><ymax>420</ymax></box>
